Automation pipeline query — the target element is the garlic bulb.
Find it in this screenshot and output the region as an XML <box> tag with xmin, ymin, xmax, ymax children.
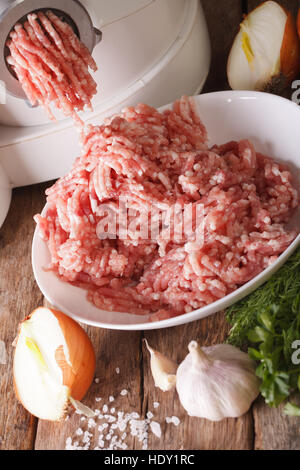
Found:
<box><xmin>176</xmin><ymin>341</ymin><xmax>260</xmax><ymax>421</ymax></box>
<box><xmin>227</xmin><ymin>1</ymin><xmax>300</xmax><ymax>93</ymax></box>
<box><xmin>144</xmin><ymin>340</ymin><xmax>177</xmax><ymax>392</ymax></box>
<box><xmin>13</xmin><ymin>307</ymin><xmax>96</xmax><ymax>421</ymax></box>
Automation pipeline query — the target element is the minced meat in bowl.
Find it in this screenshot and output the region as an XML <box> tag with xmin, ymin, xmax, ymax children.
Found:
<box><xmin>32</xmin><ymin>91</ymin><xmax>300</xmax><ymax>329</ymax></box>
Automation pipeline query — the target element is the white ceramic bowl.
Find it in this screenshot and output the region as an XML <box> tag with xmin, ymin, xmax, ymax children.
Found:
<box><xmin>32</xmin><ymin>91</ymin><xmax>300</xmax><ymax>330</ymax></box>
<box><xmin>0</xmin><ymin>163</ymin><xmax>11</xmax><ymax>229</ymax></box>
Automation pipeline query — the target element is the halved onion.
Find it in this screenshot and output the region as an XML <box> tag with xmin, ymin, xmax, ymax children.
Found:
<box><xmin>228</xmin><ymin>1</ymin><xmax>300</xmax><ymax>93</ymax></box>
<box><xmin>13</xmin><ymin>307</ymin><xmax>96</xmax><ymax>421</ymax></box>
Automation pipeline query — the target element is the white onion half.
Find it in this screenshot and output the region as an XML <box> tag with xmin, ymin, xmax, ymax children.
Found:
<box><xmin>228</xmin><ymin>1</ymin><xmax>300</xmax><ymax>92</ymax></box>
<box><xmin>13</xmin><ymin>307</ymin><xmax>96</xmax><ymax>421</ymax></box>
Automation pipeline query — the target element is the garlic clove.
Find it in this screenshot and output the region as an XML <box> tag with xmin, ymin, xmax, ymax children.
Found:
<box><xmin>176</xmin><ymin>341</ymin><xmax>260</xmax><ymax>422</ymax></box>
<box><xmin>144</xmin><ymin>339</ymin><xmax>177</xmax><ymax>392</ymax></box>
<box><xmin>13</xmin><ymin>307</ymin><xmax>96</xmax><ymax>421</ymax></box>
<box><xmin>227</xmin><ymin>1</ymin><xmax>300</xmax><ymax>93</ymax></box>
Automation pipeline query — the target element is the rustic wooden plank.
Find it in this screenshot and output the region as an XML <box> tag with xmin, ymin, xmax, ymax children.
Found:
<box><xmin>0</xmin><ymin>184</ymin><xmax>47</xmax><ymax>450</ymax></box>
<box><xmin>34</xmin><ymin>303</ymin><xmax>143</xmax><ymax>450</ymax></box>
<box><xmin>143</xmin><ymin>312</ymin><xmax>254</xmax><ymax>450</ymax></box>
<box><xmin>202</xmin><ymin>0</ymin><xmax>244</xmax><ymax>93</ymax></box>
<box><xmin>253</xmin><ymin>396</ymin><xmax>300</xmax><ymax>450</ymax></box>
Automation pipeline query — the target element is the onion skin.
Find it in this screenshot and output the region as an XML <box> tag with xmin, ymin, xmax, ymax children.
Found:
<box><xmin>280</xmin><ymin>11</ymin><xmax>300</xmax><ymax>84</ymax></box>
<box><xmin>50</xmin><ymin>309</ymin><xmax>96</xmax><ymax>401</ymax></box>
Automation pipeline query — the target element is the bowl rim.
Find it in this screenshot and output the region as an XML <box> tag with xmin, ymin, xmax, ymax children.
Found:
<box><xmin>32</xmin><ymin>90</ymin><xmax>300</xmax><ymax>330</ymax></box>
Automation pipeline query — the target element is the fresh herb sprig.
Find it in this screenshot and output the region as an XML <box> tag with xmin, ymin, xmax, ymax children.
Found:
<box><xmin>226</xmin><ymin>246</ymin><xmax>300</xmax><ymax>415</ymax></box>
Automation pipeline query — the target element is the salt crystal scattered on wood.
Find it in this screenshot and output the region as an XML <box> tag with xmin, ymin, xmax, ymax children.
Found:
<box><xmin>171</xmin><ymin>416</ymin><xmax>180</xmax><ymax>426</ymax></box>
<box><xmin>65</xmin><ymin>393</ymin><xmax>181</xmax><ymax>451</ymax></box>
<box><xmin>88</xmin><ymin>418</ymin><xmax>96</xmax><ymax>429</ymax></box>
<box><xmin>150</xmin><ymin>421</ymin><xmax>162</xmax><ymax>439</ymax></box>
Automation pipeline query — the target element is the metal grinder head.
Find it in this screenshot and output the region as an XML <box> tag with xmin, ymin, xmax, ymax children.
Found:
<box><xmin>0</xmin><ymin>0</ymin><xmax>101</xmax><ymax>100</ymax></box>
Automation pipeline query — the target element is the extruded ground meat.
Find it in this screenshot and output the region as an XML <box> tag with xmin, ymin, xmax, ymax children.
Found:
<box><xmin>6</xmin><ymin>11</ymin><xmax>97</xmax><ymax>124</ymax></box>
<box><xmin>34</xmin><ymin>96</ymin><xmax>299</xmax><ymax>321</ymax></box>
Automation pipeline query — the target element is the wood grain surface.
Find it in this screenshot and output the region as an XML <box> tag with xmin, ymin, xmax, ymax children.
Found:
<box><xmin>1</xmin><ymin>0</ymin><xmax>300</xmax><ymax>451</ymax></box>
<box><xmin>0</xmin><ymin>184</ymin><xmax>46</xmax><ymax>450</ymax></box>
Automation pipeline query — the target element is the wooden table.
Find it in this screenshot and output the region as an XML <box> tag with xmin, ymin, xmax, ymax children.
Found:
<box><xmin>1</xmin><ymin>0</ymin><xmax>300</xmax><ymax>451</ymax></box>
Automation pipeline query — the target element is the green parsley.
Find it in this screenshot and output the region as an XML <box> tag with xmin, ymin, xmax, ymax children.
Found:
<box><xmin>226</xmin><ymin>246</ymin><xmax>300</xmax><ymax>414</ymax></box>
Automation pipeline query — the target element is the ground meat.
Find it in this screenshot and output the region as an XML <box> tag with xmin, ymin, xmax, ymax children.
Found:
<box><xmin>6</xmin><ymin>11</ymin><xmax>97</xmax><ymax>124</ymax></box>
<box><xmin>34</xmin><ymin>96</ymin><xmax>299</xmax><ymax>321</ymax></box>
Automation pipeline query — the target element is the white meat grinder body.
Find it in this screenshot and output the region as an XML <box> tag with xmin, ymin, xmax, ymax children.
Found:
<box><xmin>0</xmin><ymin>0</ymin><xmax>211</xmax><ymax>228</ymax></box>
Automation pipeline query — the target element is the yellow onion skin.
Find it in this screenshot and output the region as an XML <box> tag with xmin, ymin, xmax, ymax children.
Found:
<box><xmin>50</xmin><ymin>309</ymin><xmax>96</xmax><ymax>401</ymax></box>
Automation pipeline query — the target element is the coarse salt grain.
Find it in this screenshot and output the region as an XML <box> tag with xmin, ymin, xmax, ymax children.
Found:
<box><xmin>98</xmin><ymin>439</ymin><xmax>104</xmax><ymax>448</ymax></box>
<box><xmin>66</xmin><ymin>437</ymin><xmax>72</xmax><ymax>449</ymax></box>
<box><xmin>82</xmin><ymin>431</ymin><xmax>93</xmax><ymax>444</ymax></box>
<box><xmin>106</xmin><ymin>415</ymin><xmax>116</xmax><ymax>423</ymax></box>
<box><xmin>118</xmin><ymin>422</ymin><xmax>126</xmax><ymax>432</ymax></box>
<box><xmin>150</xmin><ymin>421</ymin><xmax>162</xmax><ymax>439</ymax></box>
<box><xmin>88</xmin><ymin>418</ymin><xmax>96</xmax><ymax>429</ymax></box>
<box><xmin>171</xmin><ymin>416</ymin><xmax>181</xmax><ymax>426</ymax></box>
<box><xmin>153</xmin><ymin>402</ymin><xmax>160</xmax><ymax>409</ymax></box>
<box><xmin>120</xmin><ymin>389</ymin><xmax>128</xmax><ymax>396</ymax></box>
